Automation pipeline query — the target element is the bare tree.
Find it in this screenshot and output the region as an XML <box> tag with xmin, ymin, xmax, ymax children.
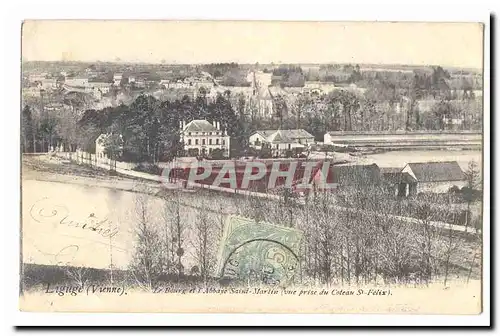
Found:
<box><xmin>164</xmin><ymin>190</ymin><xmax>185</xmax><ymax>281</ymax></box>
<box><xmin>129</xmin><ymin>192</ymin><xmax>165</xmax><ymax>290</ymax></box>
<box><xmin>65</xmin><ymin>266</ymin><xmax>90</xmax><ymax>287</ymax></box>
<box><xmin>463</xmin><ymin>160</ymin><xmax>481</xmax><ymax>233</ymax></box>
<box><xmin>192</xmin><ymin>202</ymin><xmax>216</xmax><ymax>284</ymax></box>
<box><xmin>440</xmin><ymin>221</ymin><xmax>461</xmax><ymax>287</ymax></box>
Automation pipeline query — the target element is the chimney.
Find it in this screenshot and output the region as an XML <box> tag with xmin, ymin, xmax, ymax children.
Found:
<box><xmin>216</xmin><ymin>122</ymin><xmax>220</xmax><ymax>130</ymax></box>
<box><xmin>182</xmin><ymin>120</ymin><xmax>186</xmax><ymax>130</ymax></box>
<box><xmin>179</xmin><ymin>121</ymin><xmax>182</xmax><ymax>130</ymax></box>
<box><xmin>213</xmin><ymin>120</ymin><xmax>217</xmax><ymax>128</ymax></box>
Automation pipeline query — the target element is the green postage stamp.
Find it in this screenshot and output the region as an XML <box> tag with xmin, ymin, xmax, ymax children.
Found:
<box><xmin>216</xmin><ymin>215</ymin><xmax>304</xmax><ymax>287</ymax></box>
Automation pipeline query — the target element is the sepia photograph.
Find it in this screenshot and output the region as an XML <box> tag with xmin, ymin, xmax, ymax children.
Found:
<box><xmin>17</xmin><ymin>19</ymin><xmax>487</xmax><ymax>318</ymax></box>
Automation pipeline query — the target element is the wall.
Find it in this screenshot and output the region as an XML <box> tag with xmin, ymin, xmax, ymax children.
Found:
<box><xmin>249</xmin><ymin>133</ymin><xmax>267</xmax><ymax>148</ymax></box>
<box><xmin>58</xmin><ymin>151</ymin><xmax>139</xmax><ymax>171</ymax></box>
<box><xmin>65</xmin><ymin>78</ymin><xmax>89</xmax><ymax>87</ymax></box>
<box><xmin>296</xmin><ymin>137</ymin><xmax>314</xmax><ymax>145</ymax></box>
<box><xmin>323</xmin><ymin>131</ymin><xmax>482</xmax><ymax>148</ymax></box>
<box><xmin>183</xmin><ymin>131</ymin><xmax>230</xmax><ymax>157</ymax></box>
<box><xmin>417</xmin><ymin>180</ymin><xmax>467</xmax><ymax>194</ymax></box>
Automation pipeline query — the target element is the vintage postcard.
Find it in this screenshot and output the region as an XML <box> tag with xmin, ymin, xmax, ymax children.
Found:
<box><xmin>19</xmin><ymin>20</ymin><xmax>486</xmax><ymax>315</ymax></box>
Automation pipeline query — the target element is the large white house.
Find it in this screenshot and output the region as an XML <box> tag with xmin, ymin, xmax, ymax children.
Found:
<box><xmin>113</xmin><ymin>73</ymin><xmax>123</xmax><ymax>86</ymax></box>
<box><xmin>180</xmin><ymin>120</ymin><xmax>230</xmax><ymax>157</ymax></box>
<box><xmin>89</xmin><ymin>82</ymin><xmax>111</xmax><ymax>94</ymax></box>
<box><xmin>249</xmin><ymin>129</ymin><xmax>315</xmax><ymax>156</ymax></box>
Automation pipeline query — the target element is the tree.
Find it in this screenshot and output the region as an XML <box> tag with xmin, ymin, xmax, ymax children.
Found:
<box><xmin>326</xmin><ymin>90</ymin><xmax>360</xmax><ymax>131</ymax></box>
<box><xmin>430</xmin><ymin>100</ymin><xmax>452</xmax><ymax>130</ymax></box>
<box><xmin>99</xmin><ymin>133</ymin><xmax>124</xmax><ymax>170</ymax></box>
<box><xmin>21</xmin><ymin>105</ymin><xmax>34</xmax><ymax>153</ymax></box>
<box><xmin>38</xmin><ymin>115</ymin><xmax>58</xmax><ymax>152</ymax></box>
<box><xmin>130</xmin><ymin>192</ymin><xmax>166</xmax><ymax>290</ymax></box>
<box><xmin>164</xmin><ymin>190</ymin><xmax>185</xmax><ymax>280</ymax></box>
<box><xmin>56</xmin><ymin>105</ymin><xmax>80</xmax><ymax>151</ymax></box>
<box><xmin>463</xmin><ymin>160</ymin><xmax>481</xmax><ymax>232</ymax></box>
<box><xmin>271</xmin><ymin>94</ymin><xmax>288</xmax><ymax>129</ymax></box>
<box><xmin>431</xmin><ymin>66</ymin><xmax>451</xmax><ymax>99</ymax></box>
<box><xmin>441</xmin><ymin>222</ymin><xmax>460</xmax><ymax>288</ymax></box>
<box><xmin>115</xmin><ymin>95</ymin><xmax>163</xmax><ymax>162</ymax></box>
<box><xmin>192</xmin><ymin>203</ymin><xmax>216</xmax><ymax>284</ymax></box>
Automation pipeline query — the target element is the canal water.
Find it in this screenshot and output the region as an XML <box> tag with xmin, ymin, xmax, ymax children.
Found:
<box><xmin>358</xmin><ymin>149</ymin><xmax>483</xmax><ymax>172</ymax></box>
<box><xmin>21</xmin><ymin>179</ymin><xmax>227</xmax><ymax>271</ymax></box>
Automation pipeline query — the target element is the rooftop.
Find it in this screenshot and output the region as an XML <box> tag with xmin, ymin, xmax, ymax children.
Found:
<box><xmin>267</xmin><ymin>130</ymin><xmax>290</xmax><ymax>143</ymax></box>
<box><xmin>183</xmin><ymin>120</ymin><xmax>219</xmax><ymax>133</ymax></box>
<box><xmin>406</xmin><ymin>161</ymin><xmax>465</xmax><ymax>182</ymax></box>
<box><xmin>330</xmin><ymin>163</ymin><xmax>382</xmax><ymax>186</ymax></box>
<box><xmin>255</xmin><ymin>129</ymin><xmax>314</xmax><ymax>141</ymax></box>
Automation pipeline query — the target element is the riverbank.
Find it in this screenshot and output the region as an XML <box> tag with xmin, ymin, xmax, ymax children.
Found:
<box><xmin>21</xmin><ymin>154</ymin><xmax>482</xmax><ymax>284</ymax></box>
<box><xmin>22</xmin><ymin>154</ymin><xmax>178</xmax><ymax>195</ymax></box>
<box><xmin>23</xmin><ymin>154</ymin><xmax>481</xmax><ymax>234</ymax></box>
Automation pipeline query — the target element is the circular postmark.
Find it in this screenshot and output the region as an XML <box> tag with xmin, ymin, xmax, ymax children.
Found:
<box><xmin>220</xmin><ymin>239</ymin><xmax>300</xmax><ymax>287</ymax></box>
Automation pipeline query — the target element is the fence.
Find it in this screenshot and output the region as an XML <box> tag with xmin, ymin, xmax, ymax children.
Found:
<box><xmin>55</xmin><ymin>151</ymin><xmax>138</xmax><ymax>170</ymax></box>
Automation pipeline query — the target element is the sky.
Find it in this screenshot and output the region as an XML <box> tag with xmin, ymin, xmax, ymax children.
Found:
<box><xmin>22</xmin><ymin>21</ymin><xmax>484</xmax><ymax>69</ymax></box>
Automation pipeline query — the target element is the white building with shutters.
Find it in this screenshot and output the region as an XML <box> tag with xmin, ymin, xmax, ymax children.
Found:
<box><xmin>180</xmin><ymin>120</ymin><xmax>230</xmax><ymax>157</ymax></box>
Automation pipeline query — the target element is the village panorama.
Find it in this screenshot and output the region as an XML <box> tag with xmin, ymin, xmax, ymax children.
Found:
<box><xmin>21</xmin><ymin>60</ymin><xmax>483</xmax><ymax>294</ymax></box>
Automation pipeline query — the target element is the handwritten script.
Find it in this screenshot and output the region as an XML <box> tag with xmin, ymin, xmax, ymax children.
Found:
<box><xmin>29</xmin><ymin>198</ymin><xmax>119</xmax><ymax>239</ymax></box>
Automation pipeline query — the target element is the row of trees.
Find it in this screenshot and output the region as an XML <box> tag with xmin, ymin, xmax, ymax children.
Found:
<box><xmin>126</xmin><ymin>178</ymin><xmax>480</xmax><ymax>289</ymax></box>
<box><xmin>21</xmin><ymin>87</ymin><xmax>482</xmax><ymax>160</ymax></box>
<box><xmin>21</xmin><ymin>90</ymin><xmax>250</xmax><ymax>162</ymax></box>
<box><xmin>305</xmin><ymin>64</ymin><xmax>481</xmax><ymax>91</ymax></box>
<box><xmin>21</xmin><ymin>64</ymin><xmax>482</xmax><ymax>158</ymax></box>
<box><xmin>268</xmin><ymin>89</ymin><xmax>481</xmax><ymax>137</ymax></box>
<box><xmin>129</xmin><ymin>189</ymin><xmax>225</xmax><ymax>288</ymax></box>
<box><xmin>272</xmin><ymin>65</ymin><xmax>306</xmax><ymax>87</ymax></box>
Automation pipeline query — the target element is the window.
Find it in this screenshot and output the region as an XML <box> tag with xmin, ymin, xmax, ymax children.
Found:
<box><xmin>188</xmin><ymin>132</ymin><xmax>192</xmax><ymax>136</ymax></box>
<box><xmin>209</xmin><ymin>132</ymin><xmax>212</xmax><ymax>135</ymax></box>
<box><xmin>202</xmin><ymin>132</ymin><xmax>205</xmax><ymax>135</ymax></box>
<box><xmin>195</xmin><ymin>139</ymin><xmax>199</xmax><ymax>145</ymax></box>
<box><xmin>288</xmin><ymin>144</ymin><xmax>291</xmax><ymax>150</ymax></box>
<box><xmin>188</xmin><ymin>139</ymin><xmax>192</xmax><ymax>145</ymax></box>
<box><xmin>202</xmin><ymin>139</ymin><xmax>206</xmax><ymax>145</ymax></box>
<box><xmin>222</xmin><ymin>139</ymin><xmax>225</xmax><ymax>145</ymax></box>
<box><xmin>216</xmin><ymin>139</ymin><xmax>219</xmax><ymax>145</ymax></box>
<box><xmin>209</xmin><ymin>139</ymin><xmax>212</xmax><ymax>145</ymax></box>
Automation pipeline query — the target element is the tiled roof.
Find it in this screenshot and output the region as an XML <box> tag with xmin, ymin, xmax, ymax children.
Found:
<box><xmin>267</xmin><ymin>130</ymin><xmax>290</xmax><ymax>143</ymax></box>
<box><xmin>380</xmin><ymin>167</ymin><xmax>402</xmax><ymax>174</ymax></box>
<box><xmin>183</xmin><ymin>120</ymin><xmax>218</xmax><ymax>133</ymax></box>
<box><xmin>406</xmin><ymin>161</ymin><xmax>465</xmax><ymax>182</ymax></box>
<box><xmin>255</xmin><ymin>129</ymin><xmax>314</xmax><ymax>142</ymax></box>
<box><xmin>331</xmin><ymin>163</ymin><xmax>382</xmax><ymax>186</ymax></box>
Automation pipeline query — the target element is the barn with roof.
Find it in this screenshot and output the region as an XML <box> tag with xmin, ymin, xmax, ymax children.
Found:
<box><xmin>380</xmin><ymin>167</ymin><xmax>418</xmax><ymax>197</ymax></box>
<box><xmin>401</xmin><ymin>161</ymin><xmax>466</xmax><ymax>194</ymax></box>
<box><xmin>249</xmin><ymin>129</ymin><xmax>315</xmax><ymax>156</ymax></box>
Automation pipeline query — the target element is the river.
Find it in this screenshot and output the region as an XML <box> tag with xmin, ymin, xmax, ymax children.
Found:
<box><xmin>356</xmin><ymin>149</ymin><xmax>482</xmax><ymax>172</ymax></box>
<box><xmin>22</xmin><ymin>179</ymin><xmax>227</xmax><ymax>271</ymax></box>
